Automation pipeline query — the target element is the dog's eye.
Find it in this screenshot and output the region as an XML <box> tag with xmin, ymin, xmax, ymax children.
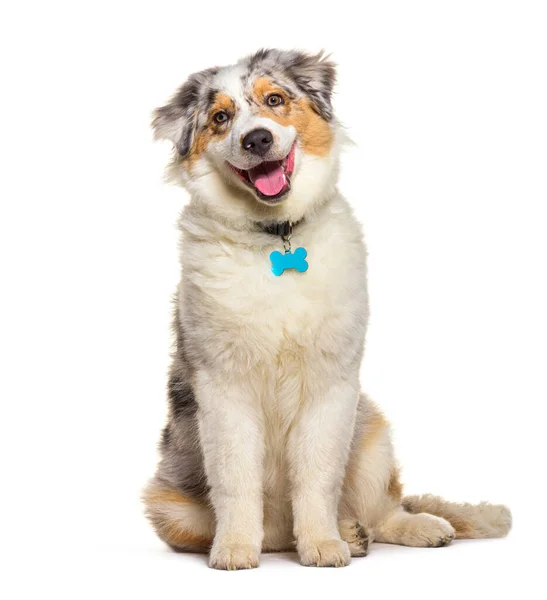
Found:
<box><xmin>213</xmin><ymin>111</ymin><xmax>229</xmax><ymax>125</ymax></box>
<box><xmin>266</xmin><ymin>94</ymin><xmax>284</xmax><ymax>107</ymax></box>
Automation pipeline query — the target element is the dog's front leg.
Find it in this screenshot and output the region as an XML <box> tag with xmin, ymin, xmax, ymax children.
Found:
<box><xmin>289</xmin><ymin>378</ymin><xmax>359</xmax><ymax>567</ymax></box>
<box><xmin>195</xmin><ymin>371</ymin><xmax>264</xmax><ymax>570</ymax></box>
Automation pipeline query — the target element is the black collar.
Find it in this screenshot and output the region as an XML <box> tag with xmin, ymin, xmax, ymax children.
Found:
<box><xmin>258</xmin><ymin>219</ymin><xmax>302</xmax><ymax>237</ymax></box>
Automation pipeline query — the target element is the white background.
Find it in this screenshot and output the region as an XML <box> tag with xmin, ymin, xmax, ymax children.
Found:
<box><xmin>1</xmin><ymin>1</ymin><xmax>546</xmax><ymax>598</ymax></box>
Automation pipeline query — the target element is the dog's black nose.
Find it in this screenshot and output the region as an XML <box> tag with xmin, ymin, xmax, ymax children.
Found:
<box><xmin>242</xmin><ymin>128</ymin><xmax>273</xmax><ymax>156</ymax></box>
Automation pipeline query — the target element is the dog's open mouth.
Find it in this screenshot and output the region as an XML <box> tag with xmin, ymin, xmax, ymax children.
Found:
<box><xmin>228</xmin><ymin>143</ymin><xmax>296</xmax><ymax>203</ymax></box>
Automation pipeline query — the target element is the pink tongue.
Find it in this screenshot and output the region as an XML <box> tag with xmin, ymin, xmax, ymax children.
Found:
<box><xmin>248</xmin><ymin>161</ymin><xmax>286</xmax><ymax>196</ymax></box>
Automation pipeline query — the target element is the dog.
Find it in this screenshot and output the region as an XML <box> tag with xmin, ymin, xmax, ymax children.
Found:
<box><xmin>143</xmin><ymin>49</ymin><xmax>511</xmax><ymax>570</ymax></box>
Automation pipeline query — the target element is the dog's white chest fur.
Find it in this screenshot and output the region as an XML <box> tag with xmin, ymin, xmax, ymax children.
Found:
<box><xmin>181</xmin><ymin>196</ymin><xmax>368</xmax><ymax>378</ymax></box>
<box><xmin>180</xmin><ymin>196</ymin><xmax>369</xmax><ymax>511</ymax></box>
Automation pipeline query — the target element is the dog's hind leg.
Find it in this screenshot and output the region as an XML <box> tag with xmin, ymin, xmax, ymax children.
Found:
<box><xmin>402</xmin><ymin>495</ymin><xmax>512</xmax><ymax>539</ymax></box>
<box><xmin>340</xmin><ymin>395</ymin><xmax>511</xmax><ymax>550</ymax></box>
<box><xmin>340</xmin><ymin>394</ymin><xmax>450</xmax><ymax>550</ymax></box>
<box><xmin>142</xmin><ymin>479</ymin><xmax>214</xmax><ymax>552</ymax></box>
<box><xmin>339</xmin><ymin>395</ymin><xmax>400</xmax><ymax>535</ymax></box>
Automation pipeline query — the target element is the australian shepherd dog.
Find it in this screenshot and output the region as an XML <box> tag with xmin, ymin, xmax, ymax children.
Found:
<box><xmin>143</xmin><ymin>49</ymin><xmax>511</xmax><ymax>569</ymax></box>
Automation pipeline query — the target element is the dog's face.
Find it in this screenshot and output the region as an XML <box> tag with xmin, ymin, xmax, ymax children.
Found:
<box><xmin>153</xmin><ymin>49</ymin><xmax>340</xmax><ymax>219</ymax></box>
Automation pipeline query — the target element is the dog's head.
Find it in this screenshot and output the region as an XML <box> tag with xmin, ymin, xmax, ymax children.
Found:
<box><xmin>153</xmin><ymin>49</ymin><xmax>341</xmax><ymax>222</ymax></box>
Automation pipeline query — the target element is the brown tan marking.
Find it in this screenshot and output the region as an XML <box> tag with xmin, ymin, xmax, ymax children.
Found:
<box><xmin>155</xmin><ymin>517</ymin><xmax>212</xmax><ymax>550</ymax></box>
<box><xmin>440</xmin><ymin>515</ymin><xmax>475</xmax><ymax>538</ymax></box>
<box><xmin>143</xmin><ymin>483</ymin><xmax>214</xmax><ymax>551</ymax></box>
<box><xmin>145</xmin><ymin>488</ymin><xmax>193</xmax><ymax>505</ymax></box>
<box><xmin>251</xmin><ymin>77</ymin><xmax>334</xmax><ymax>157</ymax></box>
<box><xmin>253</xmin><ymin>77</ymin><xmax>291</xmax><ymax>104</ymax></box>
<box><xmin>387</xmin><ymin>467</ymin><xmax>403</xmax><ymax>502</ymax></box>
<box><xmin>183</xmin><ymin>92</ymin><xmax>236</xmax><ymax>166</ymax></box>
<box><xmin>361</xmin><ymin>410</ymin><xmax>388</xmax><ymax>451</ymax></box>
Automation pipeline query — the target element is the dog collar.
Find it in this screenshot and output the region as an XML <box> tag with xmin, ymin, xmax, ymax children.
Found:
<box><xmin>257</xmin><ymin>220</ymin><xmax>308</xmax><ymax>277</ymax></box>
<box><xmin>258</xmin><ymin>219</ymin><xmax>302</xmax><ymax>237</ymax></box>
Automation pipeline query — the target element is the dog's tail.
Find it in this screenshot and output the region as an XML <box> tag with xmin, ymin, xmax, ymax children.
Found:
<box><xmin>402</xmin><ymin>494</ymin><xmax>512</xmax><ymax>539</ymax></box>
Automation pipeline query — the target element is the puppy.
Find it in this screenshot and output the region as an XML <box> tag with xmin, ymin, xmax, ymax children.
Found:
<box><xmin>143</xmin><ymin>49</ymin><xmax>511</xmax><ymax>570</ymax></box>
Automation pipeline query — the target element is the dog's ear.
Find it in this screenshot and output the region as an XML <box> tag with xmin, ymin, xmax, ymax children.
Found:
<box><xmin>283</xmin><ymin>51</ymin><xmax>336</xmax><ymax>121</ymax></box>
<box><xmin>152</xmin><ymin>67</ymin><xmax>218</xmax><ymax>158</ymax></box>
<box><xmin>152</xmin><ymin>76</ymin><xmax>200</xmax><ymax>158</ymax></box>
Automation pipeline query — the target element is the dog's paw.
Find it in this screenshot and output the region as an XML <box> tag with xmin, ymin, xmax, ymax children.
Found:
<box><xmin>409</xmin><ymin>514</ymin><xmax>456</xmax><ymax>547</ymax></box>
<box><xmin>209</xmin><ymin>543</ymin><xmax>260</xmax><ymax>570</ymax></box>
<box><xmin>298</xmin><ymin>538</ymin><xmax>351</xmax><ymax>567</ymax></box>
<box><xmin>339</xmin><ymin>519</ymin><xmax>370</xmax><ymax>557</ymax></box>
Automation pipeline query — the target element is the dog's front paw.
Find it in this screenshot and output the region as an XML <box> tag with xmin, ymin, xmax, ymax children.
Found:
<box><xmin>298</xmin><ymin>538</ymin><xmax>351</xmax><ymax>567</ymax></box>
<box><xmin>209</xmin><ymin>543</ymin><xmax>260</xmax><ymax>570</ymax></box>
<box><xmin>339</xmin><ymin>519</ymin><xmax>370</xmax><ymax>556</ymax></box>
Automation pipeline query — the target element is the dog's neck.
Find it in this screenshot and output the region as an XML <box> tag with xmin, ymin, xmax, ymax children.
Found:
<box><xmin>180</xmin><ymin>190</ymin><xmax>338</xmax><ymax>248</ymax></box>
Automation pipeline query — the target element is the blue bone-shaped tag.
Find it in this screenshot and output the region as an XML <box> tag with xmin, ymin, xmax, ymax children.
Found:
<box><xmin>270</xmin><ymin>247</ymin><xmax>309</xmax><ymax>276</ymax></box>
